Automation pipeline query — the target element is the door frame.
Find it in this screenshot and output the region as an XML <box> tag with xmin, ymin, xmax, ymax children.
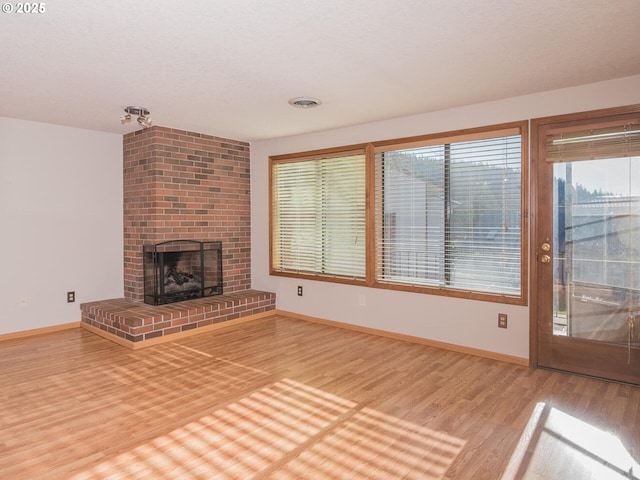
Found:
<box><xmin>529</xmin><ymin>103</ymin><xmax>640</xmax><ymax>370</ymax></box>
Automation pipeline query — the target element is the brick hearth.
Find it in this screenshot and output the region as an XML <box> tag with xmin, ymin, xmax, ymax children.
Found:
<box><xmin>80</xmin><ymin>126</ymin><xmax>275</xmax><ymax>346</ymax></box>
<box><xmin>81</xmin><ymin>290</ymin><xmax>275</xmax><ymax>346</ymax></box>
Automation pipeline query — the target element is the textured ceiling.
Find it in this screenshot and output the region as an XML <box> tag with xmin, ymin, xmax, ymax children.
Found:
<box><xmin>1</xmin><ymin>0</ymin><xmax>639</xmax><ymax>141</ymax></box>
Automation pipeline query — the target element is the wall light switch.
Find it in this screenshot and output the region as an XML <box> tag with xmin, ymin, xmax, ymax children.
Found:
<box><xmin>358</xmin><ymin>294</ymin><xmax>366</xmax><ymax>306</ymax></box>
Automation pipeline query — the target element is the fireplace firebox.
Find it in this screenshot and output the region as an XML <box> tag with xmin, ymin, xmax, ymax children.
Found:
<box><xmin>143</xmin><ymin>240</ymin><xmax>223</xmax><ymax>305</ymax></box>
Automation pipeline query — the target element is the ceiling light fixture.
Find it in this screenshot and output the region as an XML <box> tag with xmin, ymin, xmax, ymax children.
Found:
<box><xmin>120</xmin><ymin>106</ymin><xmax>152</xmax><ymax>128</ymax></box>
<box><xmin>288</xmin><ymin>97</ymin><xmax>322</xmax><ymax>109</ymax></box>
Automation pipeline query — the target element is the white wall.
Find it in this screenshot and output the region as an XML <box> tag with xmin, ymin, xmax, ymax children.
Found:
<box><xmin>0</xmin><ymin>117</ymin><xmax>123</xmax><ymax>335</ymax></box>
<box><xmin>251</xmin><ymin>75</ymin><xmax>640</xmax><ymax>361</ymax></box>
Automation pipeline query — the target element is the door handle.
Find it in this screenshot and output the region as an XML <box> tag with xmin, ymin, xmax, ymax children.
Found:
<box><xmin>540</xmin><ymin>254</ymin><xmax>551</xmax><ymax>264</ymax></box>
<box><xmin>541</xmin><ymin>243</ymin><xmax>551</xmax><ymax>252</ymax></box>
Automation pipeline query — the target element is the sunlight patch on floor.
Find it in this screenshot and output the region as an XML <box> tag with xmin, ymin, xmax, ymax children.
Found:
<box><xmin>502</xmin><ymin>402</ymin><xmax>640</xmax><ymax>479</ymax></box>
<box><xmin>71</xmin><ymin>378</ymin><xmax>465</xmax><ymax>479</ymax></box>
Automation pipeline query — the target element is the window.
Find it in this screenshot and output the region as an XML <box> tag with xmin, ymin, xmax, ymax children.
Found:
<box><xmin>547</xmin><ymin>120</ymin><xmax>640</xmax><ymax>294</ymax></box>
<box><xmin>270</xmin><ymin>123</ymin><xmax>528</xmax><ymax>304</ymax></box>
<box><xmin>270</xmin><ymin>148</ymin><xmax>366</xmax><ymax>282</ymax></box>
<box><xmin>374</xmin><ymin>125</ymin><xmax>526</xmax><ymax>301</ymax></box>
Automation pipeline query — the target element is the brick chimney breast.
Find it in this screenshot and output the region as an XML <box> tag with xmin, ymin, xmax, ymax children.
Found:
<box><xmin>123</xmin><ymin>127</ymin><xmax>251</xmax><ymax>302</ymax></box>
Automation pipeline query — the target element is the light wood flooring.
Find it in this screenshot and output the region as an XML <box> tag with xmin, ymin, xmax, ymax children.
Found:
<box><xmin>1</xmin><ymin>313</ymin><xmax>639</xmax><ymax>479</ymax></box>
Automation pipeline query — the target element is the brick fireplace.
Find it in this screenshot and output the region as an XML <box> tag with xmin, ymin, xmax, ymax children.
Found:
<box><xmin>81</xmin><ymin>126</ymin><xmax>275</xmax><ymax>345</ymax></box>
<box><xmin>123</xmin><ymin>126</ymin><xmax>251</xmax><ymax>300</ymax></box>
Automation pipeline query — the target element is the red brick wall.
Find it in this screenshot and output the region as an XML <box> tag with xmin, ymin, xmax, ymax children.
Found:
<box><xmin>123</xmin><ymin>126</ymin><xmax>251</xmax><ymax>301</ymax></box>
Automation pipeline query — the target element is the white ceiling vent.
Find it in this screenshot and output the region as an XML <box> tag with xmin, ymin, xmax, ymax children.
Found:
<box><xmin>288</xmin><ymin>97</ymin><xmax>322</xmax><ymax>109</ymax></box>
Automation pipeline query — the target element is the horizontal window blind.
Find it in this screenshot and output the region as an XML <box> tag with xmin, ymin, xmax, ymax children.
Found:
<box><xmin>272</xmin><ymin>153</ymin><xmax>366</xmax><ymax>279</ymax></box>
<box><xmin>546</xmin><ymin>121</ymin><xmax>640</xmax><ymax>162</ymax></box>
<box><xmin>547</xmin><ymin>118</ymin><xmax>640</xmax><ymax>296</ymax></box>
<box><xmin>375</xmin><ymin>132</ymin><xmax>522</xmax><ymax>296</ymax></box>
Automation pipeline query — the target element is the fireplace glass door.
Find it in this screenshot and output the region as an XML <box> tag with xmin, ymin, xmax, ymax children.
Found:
<box><xmin>143</xmin><ymin>240</ymin><xmax>222</xmax><ymax>305</ymax></box>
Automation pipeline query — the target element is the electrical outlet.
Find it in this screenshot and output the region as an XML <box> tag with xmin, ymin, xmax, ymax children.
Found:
<box><xmin>498</xmin><ymin>313</ymin><xmax>508</xmax><ymax>329</ymax></box>
<box><xmin>297</xmin><ymin>286</ymin><xmax>303</xmax><ymax>296</ymax></box>
<box><xmin>67</xmin><ymin>291</ymin><xmax>75</xmax><ymax>303</ymax></box>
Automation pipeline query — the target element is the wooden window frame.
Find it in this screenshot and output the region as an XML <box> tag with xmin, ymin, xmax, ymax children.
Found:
<box><xmin>270</xmin><ymin>145</ymin><xmax>369</xmax><ymax>287</ymax></box>
<box><xmin>269</xmin><ymin>121</ymin><xmax>529</xmax><ymax>305</ymax></box>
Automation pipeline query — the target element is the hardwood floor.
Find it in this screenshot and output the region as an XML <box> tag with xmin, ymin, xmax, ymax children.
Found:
<box><xmin>1</xmin><ymin>313</ymin><xmax>639</xmax><ymax>479</ymax></box>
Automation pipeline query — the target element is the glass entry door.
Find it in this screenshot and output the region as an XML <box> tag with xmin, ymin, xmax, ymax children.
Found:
<box><xmin>534</xmin><ymin>108</ymin><xmax>640</xmax><ymax>385</ymax></box>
